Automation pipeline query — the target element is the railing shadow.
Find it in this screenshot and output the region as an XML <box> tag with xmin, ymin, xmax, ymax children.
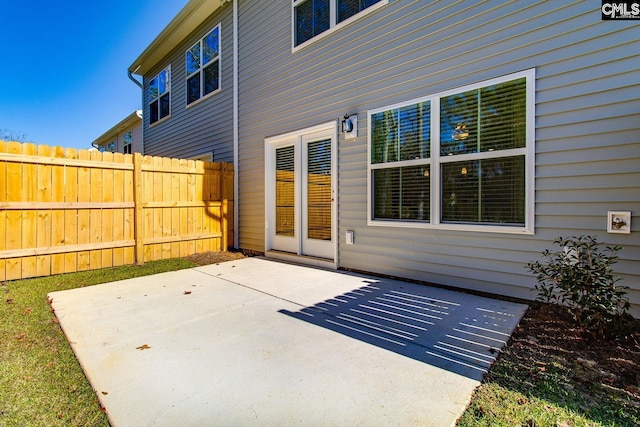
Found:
<box><xmin>280</xmin><ymin>278</ymin><xmax>525</xmax><ymax>380</ymax></box>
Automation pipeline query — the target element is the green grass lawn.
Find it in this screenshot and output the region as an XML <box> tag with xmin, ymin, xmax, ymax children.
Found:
<box><xmin>1</xmin><ymin>259</ymin><xmax>197</xmax><ymax>426</ymax></box>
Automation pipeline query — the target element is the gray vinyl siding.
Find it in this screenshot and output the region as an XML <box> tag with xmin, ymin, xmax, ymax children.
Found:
<box><xmin>131</xmin><ymin>122</ymin><xmax>142</xmax><ymax>154</ymax></box>
<box><xmin>142</xmin><ymin>4</ymin><xmax>234</xmax><ymax>162</ymax></box>
<box><xmin>236</xmin><ymin>0</ymin><xmax>640</xmax><ymax>312</ymax></box>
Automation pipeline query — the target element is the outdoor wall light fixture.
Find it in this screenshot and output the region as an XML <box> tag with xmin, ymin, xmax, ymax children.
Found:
<box><xmin>342</xmin><ymin>114</ymin><xmax>353</xmax><ymax>133</ymax></box>
<box><xmin>341</xmin><ymin>114</ymin><xmax>357</xmax><ymax>139</ymax></box>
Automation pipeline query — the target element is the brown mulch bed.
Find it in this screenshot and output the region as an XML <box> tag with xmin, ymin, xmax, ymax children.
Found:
<box><xmin>490</xmin><ymin>301</ymin><xmax>640</xmax><ymax>411</ymax></box>
<box><xmin>183</xmin><ymin>249</ymin><xmax>249</xmax><ymax>266</ymax></box>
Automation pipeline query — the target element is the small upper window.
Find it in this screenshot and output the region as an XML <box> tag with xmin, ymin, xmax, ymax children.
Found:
<box><xmin>293</xmin><ymin>0</ymin><xmax>386</xmax><ymax>48</ymax></box>
<box><xmin>186</xmin><ymin>25</ymin><xmax>221</xmax><ymax>105</ymax></box>
<box><xmin>149</xmin><ymin>67</ymin><xmax>170</xmax><ymax>125</ymax></box>
<box><xmin>123</xmin><ymin>131</ymin><xmax>132</xmax><ymax>154</ymax></box>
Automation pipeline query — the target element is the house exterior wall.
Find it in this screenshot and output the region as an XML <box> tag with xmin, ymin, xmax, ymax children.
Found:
<box><xmin>235</xmin><ymin>1</ymin><xmax>640</xmax><ymax>310</ymax></box>
<box><xmin>141</xmin><ymin>3</ymin><xmax>234</xmax><ymax>162</ymax></box>
<box><xmin>93</xmin><ymin>116</ymin><xmax>142</xmax><ymax>154</ymax></box>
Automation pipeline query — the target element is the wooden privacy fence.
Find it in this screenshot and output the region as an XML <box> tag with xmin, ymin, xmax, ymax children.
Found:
<box><xmin>0</xmin><ymin>141</ymin><xmax>233</xmax><ymax>281</ymax></box>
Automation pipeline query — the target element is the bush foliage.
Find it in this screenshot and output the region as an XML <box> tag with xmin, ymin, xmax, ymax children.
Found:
<box><xmin>526</xmin><ymin>236</ymin><xmax>629</xmax><ymax>337</ymax></box>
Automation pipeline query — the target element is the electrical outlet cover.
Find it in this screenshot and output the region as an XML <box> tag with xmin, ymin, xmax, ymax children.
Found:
<box><xmin>607</xmin><ymin>211</ymin><xmax>631</xmax><ymax>234</ymax></box>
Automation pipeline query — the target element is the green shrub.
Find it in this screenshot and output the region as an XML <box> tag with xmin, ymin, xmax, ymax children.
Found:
<box><xmin>526</xmin><ymin>236</ymin><xmax>629</xmax><ymax>338</ymax></box>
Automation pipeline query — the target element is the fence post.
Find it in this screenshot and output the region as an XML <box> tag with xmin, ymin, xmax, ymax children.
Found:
<box><xmin>133</xmin><ymin>153</ymin><xmax>144</xmax><ymax>265</ymax></box>
<box><xmin>221</xmin><ymin>163</ymin><xmax>228</xmax><ymax>251</ymax></box>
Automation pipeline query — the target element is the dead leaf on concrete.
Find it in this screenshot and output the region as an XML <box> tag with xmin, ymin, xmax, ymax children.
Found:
<box><xmin>101</xmin><ymin>391</ymin><xmax>109</xmax><ymax>395</ymax></box>
<box><xmin>183</xmin><ymin>291</ymin><xmax>192</xmax><ymax>295</ymax></box>
<box><xmin>136</xmin><ymin>344</ymin><xmax>151</xmax><ymax>350</ymax></box>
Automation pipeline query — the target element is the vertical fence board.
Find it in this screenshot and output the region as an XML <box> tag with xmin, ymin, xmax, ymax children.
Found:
<box><xmin>142</xmin><ymin>155</ymin><xmax>154</xmax><ymax>262</ymax></box>
<box><xmin>0</xmin><ymin>141</ymin><xmax>5</xmax><ymax>280</ymax></box>
<box><xmin>89</xmin><ymin>150</ymin><xmax>103</xmax><ymax>270</ymax></box>
<box><xmin>21</xmin><ymin>143</ymin><xmax>37</xmax><ymax>278</ymax></box>
<box><xmin>77</xmin><ymin>150</ymin><xmax>91</xmax><ymax>271</ymax></box>
<box><xmin>36</xmin><ymin>144</ymin><xmax>52</xmax><ymax>277</ymax></box>
<box><xmin>51</xmin><ymin>146</ymin><xmax>66</xmax><ymax>275</ymax></box>
<box><xmin>161</xmin><ymin>157</ymin><xmax>172</xmax><ymax>259</ymax></box>
<box><xmin>4</xmin><ymin>143</ymin><xmax>22</xmax><ymax>279</ymax></box>
<box><xmin>101</xmin><ymin>152</ymin><xmax>114</xmax><ymax>269</ymax></box>
<box><xmin>132</xmin><ymin>153</ymin><xmax>143</xmax><ymax>265</ymax></box>
<box><xmin>112</xmin><ymin>153</ymin><xmax>125</xmax><ymax>267</ymax></box>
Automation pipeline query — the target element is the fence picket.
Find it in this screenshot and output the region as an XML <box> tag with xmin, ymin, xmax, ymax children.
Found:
<box><xmin>51</xmin><ymin>145</ymin><xmax>66</xmax><ymax>275</ymax></box>
<box><xmin>21</xmin><ymin>143</ymin><xmax>38</xmax><ymax>278</ymax></box>
<box><xmin>36</xmin><ymin>144</ymin><xmax>52</xmax><ymax>276</ymax></box>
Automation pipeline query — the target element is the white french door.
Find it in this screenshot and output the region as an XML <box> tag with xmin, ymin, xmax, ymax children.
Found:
<box><xmin>266</xmin><ymin>123</ymin><xmax>336</xmax><ymax>260</ymax></box>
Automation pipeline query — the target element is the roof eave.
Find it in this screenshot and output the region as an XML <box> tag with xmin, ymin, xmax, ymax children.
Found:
<box><xmin>128</xmin><ymin>0</ymin><xmax>228</xmax><ymax>76</ymax></box>
<box><xmin>92</xmin><ymin>110</ymin><xmax>143</xmax><ymax>146</ymax></box>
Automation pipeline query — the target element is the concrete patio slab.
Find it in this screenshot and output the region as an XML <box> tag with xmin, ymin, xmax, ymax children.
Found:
<box><xmin>48</xmin><ymin>257</ymin><xmax>528</xmax><ymax>426</ymax></box>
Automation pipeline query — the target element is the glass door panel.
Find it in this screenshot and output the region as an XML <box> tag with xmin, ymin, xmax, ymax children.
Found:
<box><xmin>275</xmin><ymin>146</ymin><xmax>295</xmax><ymax>237</ymax></box>
<box><xmin>306</xmin><ymin>139</ymin><xmax>332</xmax><ymax>241</ymax></box>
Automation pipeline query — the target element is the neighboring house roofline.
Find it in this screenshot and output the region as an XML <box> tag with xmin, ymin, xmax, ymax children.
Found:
<box><xmin>91</xmin><ymin>110</ymin><xmax>143</xmax><ymax>147</ymax></box>
<box><xmin>128</xmin><ymin>0</ymin><xmax>229</xmax><ymax>76</ymax></box>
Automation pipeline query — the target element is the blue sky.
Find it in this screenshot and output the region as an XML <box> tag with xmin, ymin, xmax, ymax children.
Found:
<box><xmin>0</xmin><ymin>0</ymin><xmax>189</xmax><ymax>150</ymax></box>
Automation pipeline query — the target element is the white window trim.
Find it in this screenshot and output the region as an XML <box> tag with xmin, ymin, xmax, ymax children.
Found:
<box><xmin>291</xmin><ymin>0</ymin><xmax>389</xmax><ymax>52</ymax></box>
<box><xmin>148</xmin><ymin>65</ymin><xmax>171</xmax><ymax>127</ymax></box>
<box><xmin>185</xmin><ymin>24</ymin><xmax>222</xmax><ymax>108</ymax></box>
<box><xmin>367</xmin><ymin>69</ymin><xmax>536</xmax><ymax>235</ymax></box>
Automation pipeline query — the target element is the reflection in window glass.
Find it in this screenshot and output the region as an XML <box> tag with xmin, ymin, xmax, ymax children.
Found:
<box><xmin>373</xmin><ymin>166</ymin><xmax>430</xmax><ymax>221</ymax></box>
<box><xmin>338</xmin><ymin>0</ymin><xmax>380</xmax><ymax>22</ymax></box>
<box><xmin>149</xmin><ymin>67</ymin><xmax>170</xmax><ymax>125</ymax></box>
<box><xmin>371</xmin><ymin>101</ymin><xmax>430</xmax><ymax>164</ymax></box>
<box><xmin>123</xmin><ymin>132</ymin><xmax>132</xmax><ymax>154</ymax></box>
<box><xmin>186</xmin><ymin>25</ymin><xmax>220</xmax><ymax>105</ymax></box>
<box><xmin>440</xmin><ymin>78</ymin><xmax>526</xmax><ymax>156</ymax></box>
<box><xmin>294</xmin><ymin>0</ymin><xmax>383</xmax><ymax>46</ymax></box>
<box><xmin>295</xmin><ymin>0</ymin><xmax>330</xmax><ymax>46</ymax></box>
<box><xmin>276</xmin><ymin>146</ymin><xmax>295</xmax><ymax>237</ymax></box>
<box><xmin>307</xmin><ymin>139</ymin><xmax>332</xmax><ymax>241</ymax></box>
<box><xmin>441</xmin><ymin>156</ymin><xmax>525</xmax><ymax>225</ymax></box>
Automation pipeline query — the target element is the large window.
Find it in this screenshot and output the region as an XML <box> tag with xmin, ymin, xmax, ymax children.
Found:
<box><xmin>149</xmin><ymin>67</ymin><xmax>170</xmax><ymax>125</ymax></box>
<box><xmin>186</xmin><ymin>25</ymin><xmax>221</xmax><ymax>105</ymax></box>
<box><xmin>293</xmin><ymin>0</ymin><xmax>387</xmax><ymax>47</ymax></box>
<box><xmin>368</xmin><ymin>70</ymin><xmax>535</xmax><ymax>233</ymax></box>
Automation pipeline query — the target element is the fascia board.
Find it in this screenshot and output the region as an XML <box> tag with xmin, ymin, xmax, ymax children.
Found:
<box><xmin>128</xmin><ymin>0</ymin><xmax>227</xmax><ymax>76</ymax></box>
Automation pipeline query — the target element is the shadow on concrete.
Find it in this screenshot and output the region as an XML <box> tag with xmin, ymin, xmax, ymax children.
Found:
<box><xmin>280</xmin><ymin>278</ymin><xmax>525</xmax><ymax>380</ymax></box>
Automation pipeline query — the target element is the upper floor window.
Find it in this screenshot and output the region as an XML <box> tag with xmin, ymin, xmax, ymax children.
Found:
<box><xmin>123</xmin><ymin>131</ymin><xmax>132</xmax><ymax>154</ymax></box>
<box><xmin>149</xmin><ymin>66</ymin><xmax>170</xmax><ymax>125</ymax></box>
<box><xmin>293</xmin><ymin>0</ymin><xmax>387</xmax><ymax>48</ymax></box>
<box><xmin>186</xmin><ymin>25</ymin><xmax>221</xmax><ymax>105</ymax></box>
<box><xmin>99</xmin><ymin>141</ymin><xmax>116</xmax><ymax>153</ymax></box>
<box><xmin>368</xmin><ymin>69</ymin><xmax>535</xmax><ymax>234</ymax></box>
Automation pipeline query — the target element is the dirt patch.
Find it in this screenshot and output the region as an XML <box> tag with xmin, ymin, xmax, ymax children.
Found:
<box><xmin>183</xmin><ymin>249</ymin><xmax>249</xmax><ymax>266</ymax></box>
<box><xmin>493</xmin><ymin>301</ymin><xmax>640</xmax><ymax>408</ymax></box>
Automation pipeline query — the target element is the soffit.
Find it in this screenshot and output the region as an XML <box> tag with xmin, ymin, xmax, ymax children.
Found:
<box><xmin>128</xmin><ymin>0</ymin><xmax>228</xmax><ymax>76</ymax></box>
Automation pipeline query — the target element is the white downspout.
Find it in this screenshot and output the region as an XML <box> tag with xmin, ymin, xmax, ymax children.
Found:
<box><xmin>233</xmin><ymin>0</ymin><xmax>239</xmax><ymax>249</ymax></box>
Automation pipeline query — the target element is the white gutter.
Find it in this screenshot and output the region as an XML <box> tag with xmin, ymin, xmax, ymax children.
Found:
<box><xmin>233</xmin><ymin>0</ymin><xmax>239</xmax><ymax>249</ymax></box>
